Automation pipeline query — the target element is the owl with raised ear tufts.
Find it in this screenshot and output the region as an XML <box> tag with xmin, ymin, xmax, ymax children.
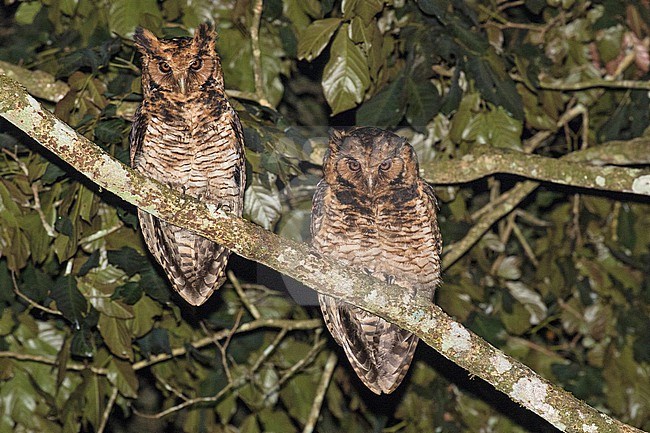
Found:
<box><xmin>130</xmin><ymin>23</ymin><xmax>245</xmax><ymax>306</ymax></box>
<box><xmin>311</xmin><ymin>127</ymin><xmax>442</xmax><ymax>394</ymax></box>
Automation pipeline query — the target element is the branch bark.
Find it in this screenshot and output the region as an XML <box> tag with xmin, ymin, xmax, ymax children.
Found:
<box><xmin>422</xmin><ymin>144</ymin><xmax>650</xmax><ymax>195</ymax></box>
<box><xmin>0</xmin><ymin>75</ymin><xmax>645</xmax><ymax>433</ymax></box>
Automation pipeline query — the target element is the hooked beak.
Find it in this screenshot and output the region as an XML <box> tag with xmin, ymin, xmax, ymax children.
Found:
<box><xmin>177</xmin><ymin>76</ymin><xmax>186</xmax><ymax>94</ymax></box>
<box><xmin>367</xmin><ymin>177</ymin><xmax>374</xmax><ymax>192</ymax></box>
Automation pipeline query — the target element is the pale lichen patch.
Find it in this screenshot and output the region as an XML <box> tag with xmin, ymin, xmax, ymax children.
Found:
<box><xmin>582</xmin><ymin>424</ymin><xmax>598</xmax><ymax>433</ymax></box>
<box><xmin>442</xmin><ymin>322</ymin><xmax>471</xmax><ymax>352</ymax></box>
<box><xmin>364</xmin><ymin>289</ymin><xmax>387</xmax><ymax>307</ymax></box>
<box><xmin>418</xmin><ymin>316</ymin><xmax>438</xmax><ymax>333</ymax></box>
<box><xmin>632</xmin><ymin>175</ymin><xmax>650</xmax><ymax>195</ymax></box>
<box><xmin>595</xmin><ymin>175</ymin><xmax>606</xmax><ymax>187</ymax></box>
<box><xmin>511</xmin><ymin>377</ymin><xmax>565</xmax><ymax>429</ymax></box>
<box><xmin>491</xmin><ymin>353</ymin><xmax>512</xmax><ymax>375</ymax></box>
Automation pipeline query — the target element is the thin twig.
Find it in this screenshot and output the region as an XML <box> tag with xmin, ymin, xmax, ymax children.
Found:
<box><xmin>264</xmin><ymin>331</ymin><xmax>326</xmax><ymax>401</ymax></box>
<box><xmin>134</xmin><ymin>383</ymin><xmax>235</xmax><ymax>419</ymax></box>
<box><xmin>536</xmin><ymin>77</ymin><xmax>650</xmax><ymax>91</ymax></box>
<box><xmin>97</xmin><ymin>387</ymin><xmax>118</xmax><ymax>433</ymax></box>
<box><xmin>11</xmin><ymin>272</ymin><xmax>62</xmax><ymax>316</ymax></box>
<box><xmin>229</xmin><ymin>270</ymin><xmax>261</xmax><ymax>319</ymax></box>
<box><xmin>302</xmin><ymin>352</ymin><xmax>337</xmax><ymax>433</ymax></box>
<box><xmin>249</xmin><ymin>0</ymin><xmax>271</xmax><ymax>107</ymax></box>
<box><xmin>132</xmin><ymin>318</ymin><xmax>322</xmax><ymax>371</ymax></box>
<box><xmin>153</xmin><ymin>374</ymin><xmax>190</xmax><ymax>402</ymax></box>
<box><xmin>251</xmin><ymin>327</ymin><xmax>288</xmax><ymax>372</ymax></box>
<box><xmin>511</xmin><ymin>220</ymin><xmax>539</xmax><ymax>267</ymax></box>
<box><xmin>443</xmin><ymin>181</ymin><xmax>539</xmax><ymax>270</ymax></box>
<box><xmin>0</xmin><ymin>351</ymin><xmax>108</xmax><ymax>375</ymax></box>
<box><xmin>31</xmin><ymin>182</ymin><xmax>57</xmax><ymax>237</ymax></box>
<box><xmin>78</xmin><ymin>222</ymin><xmax>124</xmax><ymax>245</ymax></box>
<box><xmin>137</xmin><ymin>327</ymin><xmax>289</xmax><ymax>420</ymax></box>
<box><xmin>201</xmin><ymin>309</ymin><xmax>243</xmax><ymax>383</ymax></box>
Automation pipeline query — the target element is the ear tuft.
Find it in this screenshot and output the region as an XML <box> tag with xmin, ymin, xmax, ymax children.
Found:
<box><xmin>194</xmin><ymin>22</ymin><xmax>217</xmax><ymax>50</ymax></box>
<box><xmin>328</xmin><ymin>128</ymin><xmax>346</xmax><ymax>152</ymax></box>
<box><xmin>133</xmin><ymin>27</ymin><xmax>159</xmax><ymax>55</ymax></box>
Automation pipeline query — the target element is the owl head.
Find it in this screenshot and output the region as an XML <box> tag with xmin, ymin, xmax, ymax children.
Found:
<box><xmin>323</xmin><ymin>127</ymin><xmax>420</xmax><ymax>197</ymax></box>
<box><xmin>134</xmin><ymin>23</ymin><xmax>223</xmax><ymax>96</ymax></box>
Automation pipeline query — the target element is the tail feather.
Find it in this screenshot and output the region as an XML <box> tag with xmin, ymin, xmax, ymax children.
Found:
<box><xmin>139</xmin><ymin>210</ymin><xmax>229</xmax><ymax>306</ymax></box>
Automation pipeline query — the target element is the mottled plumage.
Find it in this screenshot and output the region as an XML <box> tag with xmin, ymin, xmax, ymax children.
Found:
<box><xmin>130</xmin><ymin>24</ymin><xmax>245</xmax><ymax>306</ymax></box>
<box><xmin>312</xmin><ymin>127</ymin><xmax>442</xmax><ymax>394</ymax></box>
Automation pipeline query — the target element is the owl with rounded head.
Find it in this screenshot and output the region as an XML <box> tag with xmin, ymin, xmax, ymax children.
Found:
<box><xmin>311</xmin><ymin>127</ymin><xmax>442</xmax><ymax>394</ymax></box>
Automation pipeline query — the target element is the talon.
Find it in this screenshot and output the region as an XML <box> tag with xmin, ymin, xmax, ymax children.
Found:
<box><xmin>385</xmin><ymin>274</ymin><xmax>396</xmax><ymax>285</ymax></box>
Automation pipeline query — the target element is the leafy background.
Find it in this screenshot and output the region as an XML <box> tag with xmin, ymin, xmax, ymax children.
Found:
<box><xmin>0</xmin><ymin>0</ymin><xmax>649</xmax><ymax>432</ymax></box>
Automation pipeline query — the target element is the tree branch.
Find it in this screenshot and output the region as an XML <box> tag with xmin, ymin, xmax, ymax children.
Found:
<box><xmin>422</xmin><ymin>144</ymin><xmax>650</xmax><ymax>195</ymax></box>
<box><xmin>0</xmin><ymin>75</ymin><xmax>644</xmax><ymax>433</ymax></box>
<box><xmin>249</xmin><ymin>0</ymin><xmax>272</xmax><ymax>108</ymax></box>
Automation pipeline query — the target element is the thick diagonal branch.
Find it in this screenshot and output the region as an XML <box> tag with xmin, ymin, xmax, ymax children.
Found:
<box><xmin>0</xmin><ymin>75</ymin><xmax>643</xmax><ymax>433</ymax></box>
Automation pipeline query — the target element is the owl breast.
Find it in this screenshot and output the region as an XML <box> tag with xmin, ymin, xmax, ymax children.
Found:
<box><xmin>315</xmin><ymin>183</ymin><xmax>440</xmax><ymax>297</ymax></box>
<box><xmin>136</xmin><ymin>96</ymin><xmax>243</xmax><ymax>212</ymax></box>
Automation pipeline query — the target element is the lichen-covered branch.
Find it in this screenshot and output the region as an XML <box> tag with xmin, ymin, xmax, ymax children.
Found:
<box><xmin>0</xmin><ymin>60</ymin><xmax>69</xmax><ymax>102</ymax></box>
<box><xmin>1</xmin><ymin>75</ymin><xmax>644</xmax><ymax>432</ymax></box>
<box><xmin>421</xmin><ymin>144</ymin><xmax>650</xmax><ymax>196</ymax></box>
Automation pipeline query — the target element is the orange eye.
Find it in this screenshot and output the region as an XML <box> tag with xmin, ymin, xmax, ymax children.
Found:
<box><xmin>379</xmin><ymin>160</ymin><xmax>392</xmax><ymax>171</ymax></box>
<box><xmin>190</xmin><ymin>58</ymin><xmax>203</xmax><ymax>71</ymax></box>
<box><xmin>347</xmin><ymin>160</ymin><xmax>361</xmax><ymax>171</ymax></box>
<box><xmin>158</xmin><ymin>62</ymin><xmax>171</xmax><ymax>73</ymax></box>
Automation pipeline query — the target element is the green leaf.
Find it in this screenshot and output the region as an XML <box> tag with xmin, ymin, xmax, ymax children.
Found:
<box><xmin>416</xmin><ymin>0</ymin><xmax>448</xmax><ymax>21</ymax></box>
<box><xmin>462</xmin><ymin>105</ymin><xmax>523</xmax><ymax>149</ymax></box>
<box><xmin>107</xmin><ymin>358</ymin><xmax>139</xmax><ymax>398</ymax></box>
<box><xmin>465</xmin><ymin>54</ymin><xmax>524</xmax><ymax>120</ymax></box>
<box><xmin>15</xmin><ymin>2</ymin><xmax>42</xmax><ymax>25</ymax></box>
<box><xmin>322</xmin><ymin>24</ymin><xmax>370</xmax><ymax>115</ymax></box>
<box><xmin>240</xmin><ymin>415</ymin><xmax>261</xmax><ymax>433</ymax></box>
<box><xmin>356</xmin><ymin>75</ymin><xmax>406</xmax><ymax>127</ymax></box>
<box><xmin>342</xmin><ymin>0</ymin><xmax>383</xmax><ymax>23</ymax></box>
<box><xmin>244</xmin><ymin>175</ymin><xmax>282</xmax><ymax>230</ymax></box>
<box><xmin>108</xmin><ymin>0</ymin><xmax>163</xmax><ymax>37</ymax></box>
<box><xmin>111</xmin><ymin>282</ymin><xmax>143</xmax><ymax>305</ymax></box>
<box><xmin>405</xmin><ymin>78</ymin><xmax>441</xmax><ymax>130</ymax></box>
<box><xmin>136</xmin><ymin>327</ymin><xmax>170</xmax><ymax>356</ymax></box>
<box><xmin>98</xmin><ymin>314</ymin><xmax>134</xmax><ymax>361</ymax></box>
<box><xmin>128</xmin><ymin>295</ymin><xmax>163</xmax><ymax>338</ymax></box>
<box><xmin>505</xmin><ymin>281</ymin><xmax>547</xmax><ymax>325</ymax></box>
<box><xmin>280</xmin><ymin>373</ymin><xmax>316</xmax><ymax>423</ymax></box>
<box><xmin>216</xmin><ymin>392</ymin><xmax>238</xmax><ymax>424</ymax></box>
<box><xmin>51</xmin><ymin>275</ymin><xmax>87</xmax><ymax>326</ymax></box>
<box><xmin>258</xmin><ymin>407</ymin><xmax>297</xmax><ymax>433</ymax></box>
<box><xmin>83</xmin><ymin>372</ymin><xmax>104</xmax><ymax>431</ymax></box>
<box><xmin>107</xmin><ymin>247</ymin><xmax>148</xmax><ymax>277</ymax></box>
<box><xmin>70</xmin><ymin>327</ymin><xmax>95</xmax><ymax>358</ymax></box>
<box><xmin>297</xmin><ymin>18</ymin><xmax>342</xmax><ymax>61</ymax></box>
<box><xmin>0</xmin><ymin>309</ymin><xmax>14</xmax><ymax>336</ymax></box>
